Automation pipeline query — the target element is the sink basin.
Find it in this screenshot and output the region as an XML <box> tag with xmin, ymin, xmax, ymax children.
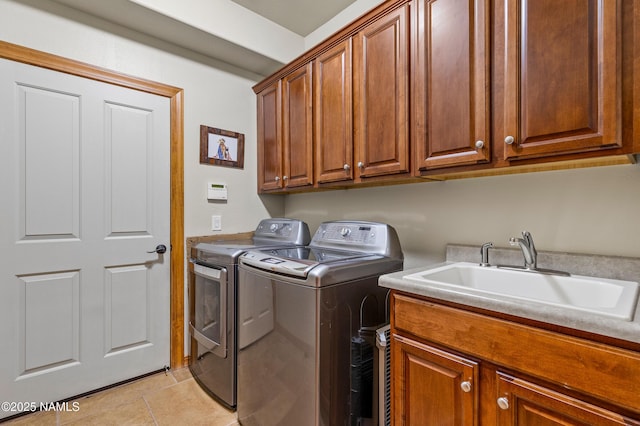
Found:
<box><xmin>403</xmin><ymin>262</ymin><xmax>639</xmax><ymax>320</ymax></box>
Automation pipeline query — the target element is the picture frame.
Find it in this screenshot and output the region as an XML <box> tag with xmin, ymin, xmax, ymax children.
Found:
<box><xmin>200</xmin><ymin>125</ymin><xmax>245</xmax><ymax>169</ymax></box>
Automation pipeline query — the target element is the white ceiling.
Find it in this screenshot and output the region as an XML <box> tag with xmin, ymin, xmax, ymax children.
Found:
<box><xmin>46</xmin><ymin>0</ymin><xmax>363</xmax><ymax>75</ymax></box>
<box><xmin>231</xmin><ymin>0</ymin><xmax>357</xmax><ymax>36</ymax></box>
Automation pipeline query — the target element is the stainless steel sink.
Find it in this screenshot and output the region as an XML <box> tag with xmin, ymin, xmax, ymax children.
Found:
<box><xmin>403</xmin><ymin>262</ymin><xmax>639</xmax><ymax>320</ymax></box>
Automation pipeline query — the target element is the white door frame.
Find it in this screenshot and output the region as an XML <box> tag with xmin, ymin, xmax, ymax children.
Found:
<box><xmin>0</xmin><ymin>40</ymin><xmax>186</xmax><ymax>369</ymax></box>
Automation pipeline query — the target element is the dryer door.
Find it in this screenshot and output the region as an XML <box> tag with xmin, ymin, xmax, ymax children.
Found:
<box><xmin>190</xmin><ymin>263</ymin><xmax>228</xmax><ymax>358</ymax></box>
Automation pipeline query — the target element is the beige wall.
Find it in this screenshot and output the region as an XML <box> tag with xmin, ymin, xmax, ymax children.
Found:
<box><xmin>0</xmin><ymin>0</ymin><xmax>284</xmax><ymax>238</ymax></box>
<box><xmin>285</xmin><ymin>164</ymin><xmax>640</xmax><ymax>269</ymax></box>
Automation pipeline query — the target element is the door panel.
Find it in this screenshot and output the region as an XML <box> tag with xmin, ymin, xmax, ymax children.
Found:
<box><xmin>19</xmin><ymin>85</ymin><xmax>80</xmax><ymax>239</ymax></box>
<box><xmin>0</xmin><ymin>58</ymin><xmax>170</xmax><ymax>417</ymax></box>
<box><xmin>104</xmin><ymin>265</ymin><xmax>151</xmax><ymax>353</ymax></box>
<box><xmin>106</xmin><ymin>103</ymin><xmax>154</xmax><ymax>235</ymax></box>
<box><xmin>20</xmin><ymin>271</ymin><xmax>80</xmax><ymax>373</ymax></box>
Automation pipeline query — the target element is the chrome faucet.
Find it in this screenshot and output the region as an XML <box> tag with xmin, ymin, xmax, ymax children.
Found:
<box><xmin>479</xmin><ymin>242</ymin><xmax>493</xmax><ymax>267</ymax></box>
<box><xmin>502</xmin><ymin>231</ymin><xmax>570</xmax><ymax>276</ymax></box>
<box><xmin>509</xmin><ymin>231</ymin><xmax>537</xmax><ymax>269</ymax></box>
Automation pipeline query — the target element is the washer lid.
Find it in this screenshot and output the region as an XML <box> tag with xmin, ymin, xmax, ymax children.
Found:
<box><xmin>239</xmin><ymin>247</ymin><xmax>371</xmax><ymax>278</ymax></box>
<box><xmin>239</xmin><ymin>251</ymin><xmax>313</xmax><ymax>277</ymax></box>
<box><xmin>260</xmin><ymin>246</ymin><xmax>369</xmax><ymax>263</ymax></box>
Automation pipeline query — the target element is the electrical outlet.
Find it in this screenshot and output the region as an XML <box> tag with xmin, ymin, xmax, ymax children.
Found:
<box><xmin>211</xmin><ymin>215</ymin><xmax>222</xmax><ymax>231</ymax></box>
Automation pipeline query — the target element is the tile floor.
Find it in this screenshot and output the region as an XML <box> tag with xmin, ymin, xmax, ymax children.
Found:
<box><xmin>2</xmin><ymin>367</ymin><xmax>238</xmax><ymax>425</ymax></box>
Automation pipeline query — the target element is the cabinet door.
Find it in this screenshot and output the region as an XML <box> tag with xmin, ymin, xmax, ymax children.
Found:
<box><xmin>392</xmin><ymin>334</ymin><xmax>478</xmax><ymax>426</ymax></box>
<box><xmin>414</xmin><ymin>0</ymin><xmax>490</xmax><ymax>171</ymax></box>
<box><xmin>353</xmin><ymin>4</ymin><xmax>410</xmax><ymax>178</ymax></box>
<box><xmin>495</xmin><ymin>372</ymin><xmax>640</xmax><ymax>425</ymax></box>
<box><xmin>314</xmin><ymin>39</ymin><xmax>353</xmax><ymax>183</ymax></box>
<box><xmin>500</xmin><ymin>0</ymin><xmax>620</xmax><ymax>160</ymax></box>
<box><xmin>256</xmin><ymin>81</ymin><xmax>283</xmax><ymax>191</ymax></box>
<box><xmin>282</xmin><ymin>63</ymin><xmax>314</xmax><ymax>189</ymax></box>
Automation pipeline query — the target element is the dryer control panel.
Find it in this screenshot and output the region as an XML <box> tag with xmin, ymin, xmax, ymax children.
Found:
<box><xmin>311</xmin><ymin>221</ymin><xmax>403</xmax><ymax>259</ymax></box>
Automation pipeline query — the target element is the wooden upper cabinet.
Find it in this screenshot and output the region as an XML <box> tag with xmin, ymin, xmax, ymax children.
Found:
<box><xmin>254</xmin><ymin>0</ymin><xmax>637</xmax><ymax>192</ymax></box>
<box><xmin>282</xmin><ymin>63</ymin><xmax>314</xmax><ymax>189</ymax></box>
<box><xmin>414</xmin><ymin>0</ymin><xmax>491</xmax><ymax>171</ymax></box>
<box><xmin>500</xmin><ymin>0</ymin><xmax>621</xmax><ymax>160</ymax></box>
<box><xmin>256</xmin><ymin>80</ymin><xmax>283</xmax><ymax>191</ymax></box>
<box><xmin>392</xmin><ymin>334</ymin><xmax>479</xmax><ymax>426</ymax></box>
<box><xmin>314</xmin><ymin>39</ymin><xmax>353</xmax><ymax>184</ymax></box>
<box><xmin>353</xmin><ymin>4</ymin><xmax>410</xmax><ymax>179</ymax></box>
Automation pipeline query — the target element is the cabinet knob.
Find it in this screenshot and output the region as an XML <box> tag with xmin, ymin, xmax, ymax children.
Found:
<box><xmin>475</xmin><ymin>140</ymin><xmax>484</xmax><ymax>150</ymax></box>
<box><xmin>274</xmin><ymin>176</ymin><xmax>280</xmax><ymax>182</ymax></box>
<box><xmin>504</xmin><ymin>135</ymin><xmax>515</xmax><ymax>145</ymax></box>
<box><xmin>343</xmin><ymin>164</ymin><xmax>350</xmax><ymax>171</ymax></box>
<box><xmin>460</xmin><ymin>381</ymin><xmax>472</xmax><ymax>393</ymax></box>
<box><xmin>497</xmin><ymin>397</ymin><xmax>510</xmax><ymax>410</ymax></box>
<box><xmin>283</xmin><ymin>175</ymin><xmax>288</xmax><ymax>180</ymax></box>
<box><xmin>357</xmin><ymin>161</ymin><xmax>364</xmax><ymax>168</ymax></box>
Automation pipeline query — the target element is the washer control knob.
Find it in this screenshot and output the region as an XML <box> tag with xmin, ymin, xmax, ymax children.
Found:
<box><xmin>340</xmin><ymin>227</ymin><xmax>351</xmax><ymax>237</ymax></box>
<box><xmin>269</xmin><ymin>224</ymin><xmax>279</xmax><ymax>232</ymax></box>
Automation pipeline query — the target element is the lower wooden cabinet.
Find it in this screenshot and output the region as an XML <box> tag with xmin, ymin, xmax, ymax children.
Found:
<box><xmin>392</xmin><ymin>335</ymin><xmax>478</xmax><ymax>425</ymax></box>
<box><xmin>390</xmin><ymin>291</ymin><xmax>640</xmax><ymax>425</ymax></box>
<box><xmin>496</xmin><ymin>372</ymin><xmax>639</xmax><ymax>425</ymax></box>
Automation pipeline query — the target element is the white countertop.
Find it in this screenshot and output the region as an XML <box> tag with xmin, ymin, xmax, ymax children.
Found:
<box><xmin>379</xmin><ymin>245</ymin><xmax>640</xmax><ymax>345</ymax></box>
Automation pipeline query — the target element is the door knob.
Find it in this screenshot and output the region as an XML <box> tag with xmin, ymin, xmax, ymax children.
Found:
<box><xmin>147</xmin><ymin>244</ymin><xmax>167</xmax><ymax>254</ymax></box>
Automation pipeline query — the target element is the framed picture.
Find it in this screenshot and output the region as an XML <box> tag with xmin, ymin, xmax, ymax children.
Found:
<box><xmin>200</xmin><ymin>125</ymin><xmax>245</xmax><ymax>169</ymax></box>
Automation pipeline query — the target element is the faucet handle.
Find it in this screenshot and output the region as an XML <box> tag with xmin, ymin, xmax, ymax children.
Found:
<box><xmin>521</xmin><ymin>231</ymin><xmax>537</xmax><ymax>257</ymax></box>
<box><xmin>480</xmin><ymin>242</ymin><xmax>493</xmax><ymax>267</ymax></box>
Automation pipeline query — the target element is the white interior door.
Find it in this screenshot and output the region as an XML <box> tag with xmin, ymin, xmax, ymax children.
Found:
<box><xmin>0</xmin><ymin>58</ymin><xmax>170</xmax><ymax>418</ymax></box>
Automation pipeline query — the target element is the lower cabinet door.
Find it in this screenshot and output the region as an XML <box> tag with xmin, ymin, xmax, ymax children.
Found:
<box><xmin>392</xmin><ymin>334</ymin><xmax>478</xmax><ymax>426</ymax></box>
<box><xmin>495</xmin><ymin>372</ymin><xmax>640</xmax><ymax>426</ymax></box>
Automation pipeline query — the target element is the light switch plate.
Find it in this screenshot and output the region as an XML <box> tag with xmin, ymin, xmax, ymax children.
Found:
<box><xmin>211</xmin><ymin>215</ymin><xmax>222</xmax><ymax>231</ymax></box>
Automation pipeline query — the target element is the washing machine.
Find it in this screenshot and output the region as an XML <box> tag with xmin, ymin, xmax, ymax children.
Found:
<box><xmin>237</xmin><ymin>220</ymin><xmax>403</xmax><ymax>425</ymax></box>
